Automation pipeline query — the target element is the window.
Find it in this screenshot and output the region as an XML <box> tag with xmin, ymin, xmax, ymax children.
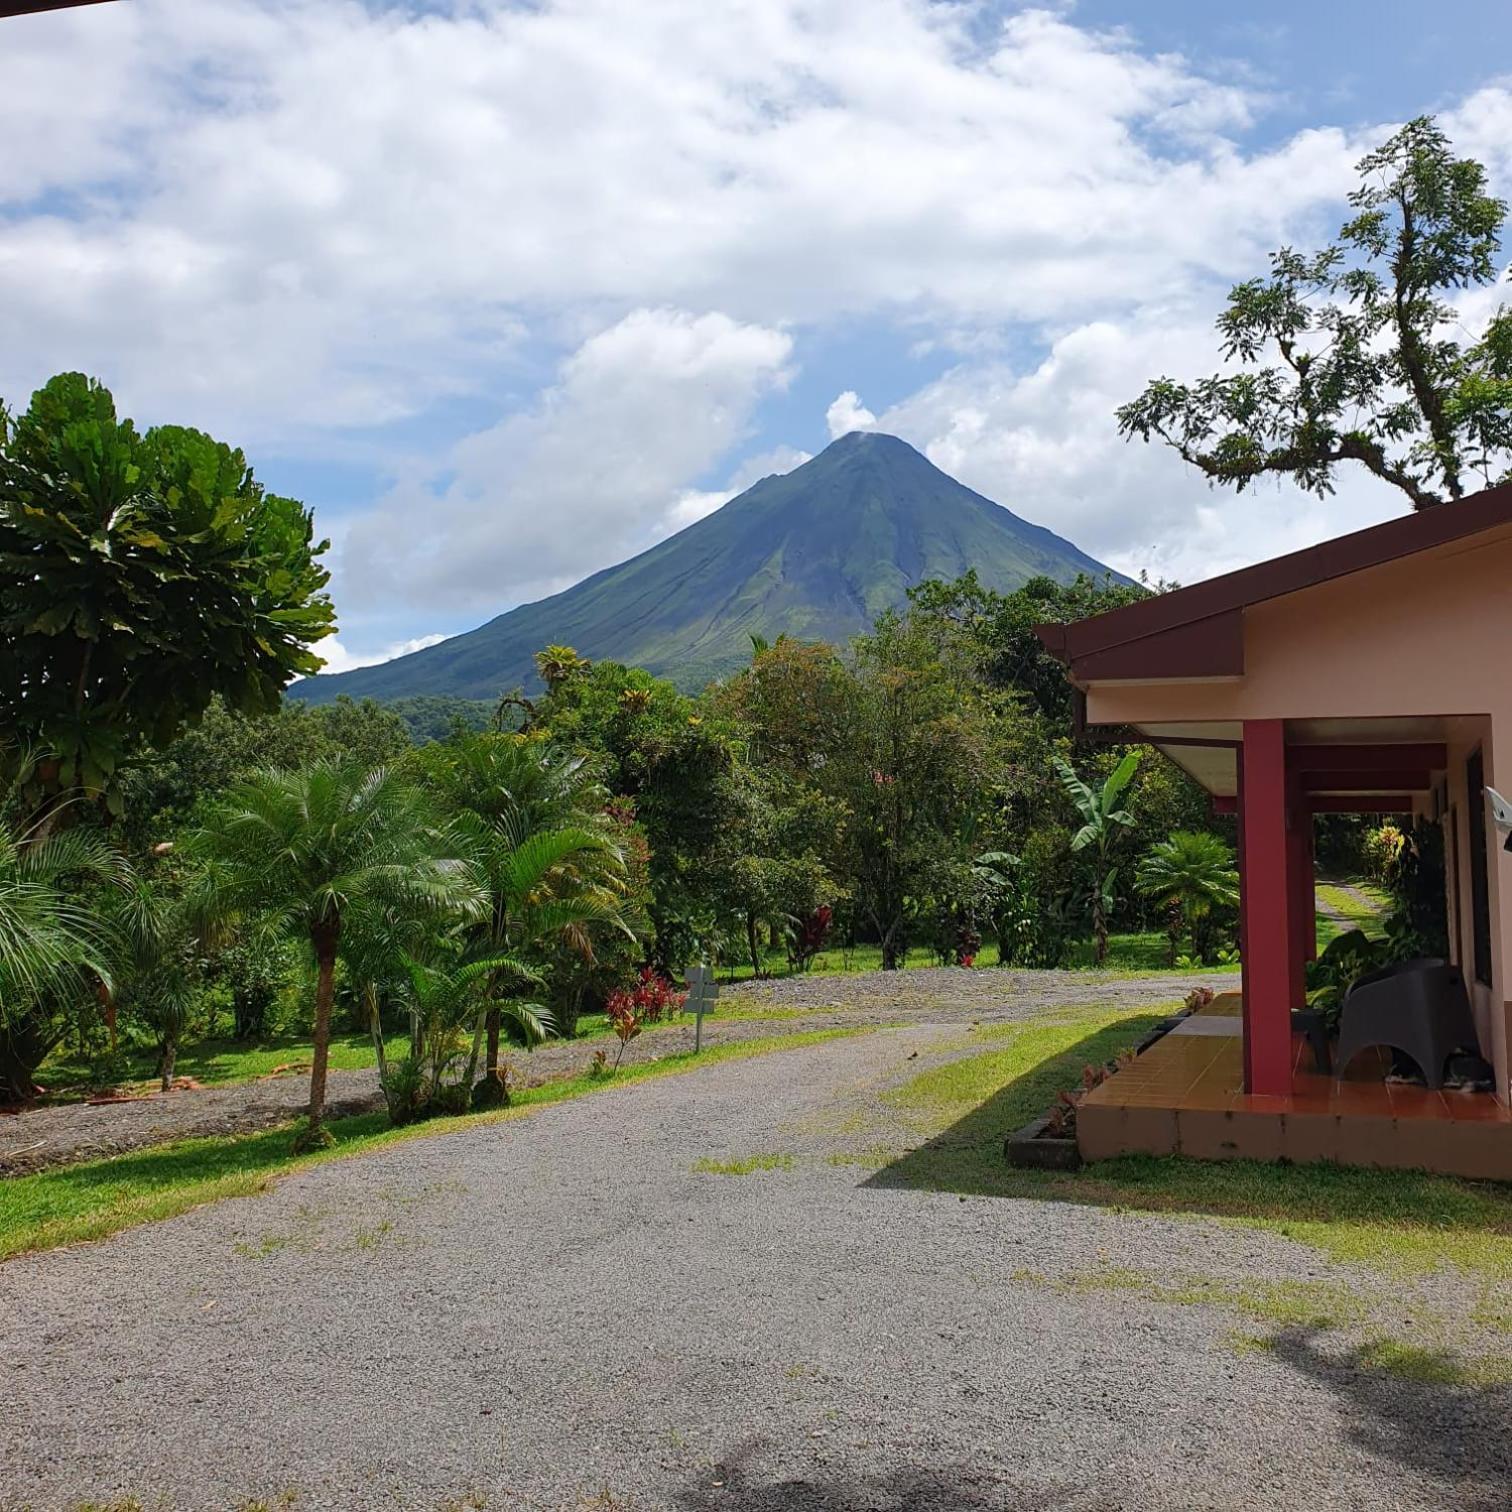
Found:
<box><xmin>1467</xmin><ymin>749</ymin><xmax>1493</xmax><ymax>987</ymax></box>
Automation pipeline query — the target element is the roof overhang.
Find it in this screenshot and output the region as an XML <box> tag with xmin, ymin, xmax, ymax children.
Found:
<box><xmin>1</xmin><ymin>1</ymin><xmax>116</xmax><ymax>15</ymax></box>
<box><xmin>1037</xmin><ymin>478</ymin><xmax>1512</xmax><ymax>689</ymax></box>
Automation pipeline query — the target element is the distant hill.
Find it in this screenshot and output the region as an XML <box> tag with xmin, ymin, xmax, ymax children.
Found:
<box><xmin>291</xmin><ymin>431</ymin><xmax>1127</xmax><ymax>702</ymax></box>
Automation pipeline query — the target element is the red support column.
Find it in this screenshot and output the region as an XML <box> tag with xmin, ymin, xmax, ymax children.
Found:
<box><xmin>1240</xmin><ymin>720</ymin><xmax>1294</xmax><ymax>1096</ymax></box>
<box><xmin>1304</xmin><ymin>815</ymin><xmax>1318</xmax><ymax>964</ymax></box>
<box><xmin>1286</xmin><ymin>766</ymin><xmax>1310</xmax><ymax>1008</ymax></box>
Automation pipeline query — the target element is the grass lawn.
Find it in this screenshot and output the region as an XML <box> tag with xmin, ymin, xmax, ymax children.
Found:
<box><xmin>720</xmin><ymin>927</ymin><xmax>1252</xmax><ymax>982</ymax></box>
<box><xmin>1</xmin><ymin>1025</ymin><xmax>872</xmax><ymax>1263</ymax></box>
<box><xmin>874</xmin><ymin>1002</ymin><xmax>1512</xmax><ymax>1293</ymax></box>
<box><xmin>1314</xmin><ymin>877</ymin><xmax>1390</xmax><ymax>947</ymax></box>
<box><xmin>32</xmin><ymin>906</ymin><xmax>1327</xmax><ymax>1105</ymax></box>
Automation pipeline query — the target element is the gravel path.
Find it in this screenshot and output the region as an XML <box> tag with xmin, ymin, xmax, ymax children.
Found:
<box><xmin>0</xmin><ymin>968</ymin><xmax>1227</xmax><ymax>1176</ymax></box>
<box><xmin>3</xmin><ymin>1011</ymin><xmax>1506</xmax><ymax>1511</ymax></box>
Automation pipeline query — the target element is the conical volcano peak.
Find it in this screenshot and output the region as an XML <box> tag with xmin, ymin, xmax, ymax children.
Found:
<box><xmin>292</xmin><ymin>436</ymin><xmax>1125</xmax><ymax>704</ymax></box>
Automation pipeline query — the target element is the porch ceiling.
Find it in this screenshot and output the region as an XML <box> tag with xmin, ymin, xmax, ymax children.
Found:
<box><xmin>1133</xmin><ymin>716</ymin><xmax>1458</xmax><ymax>800</ymax></box>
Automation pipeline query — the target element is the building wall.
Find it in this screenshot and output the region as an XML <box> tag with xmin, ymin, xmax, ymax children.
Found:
<box><xmin>1086</xmin><ymin>526</ymin><xmax>1512</xmax><ymax>1098</ymax></box>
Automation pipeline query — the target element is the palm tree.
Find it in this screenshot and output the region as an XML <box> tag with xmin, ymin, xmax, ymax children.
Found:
<box><xmin>1135</xmin><ymin>830</ymin><xmax>1239</xmax><ymax>964</ymax></box>
<box><xmin>0</xmin><ymin>822</ymin><xmax>122</xmax><ymax>1101</ymax></box>
<box><xmin>193</xmin><ymin>760</ymin><xmax>482</xmax><ymax>1148</ymax></box>
<box><xmin>402</xmin><ymin>944</ymin><xmax>547</xmax><ymax>1111</ymax></box>
<box><xmin>1053</xmin><ymin>752</ymin><xmax>1140</xmax><ymax>965</ymax></box>
<box><xmin>431</xmin><ymin>735</ymin><xmax>631</xmax><ymax>1092</ymax></box>
<box><xmin>111</xmin><ymin>874</ymin><xmax>202</xmax><ymax>1090</ymax></box>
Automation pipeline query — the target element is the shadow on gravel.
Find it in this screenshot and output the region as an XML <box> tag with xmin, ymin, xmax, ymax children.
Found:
<box><xmin>1261</xmin><ymin>1327</ymin><xmax>1512</xmax><ymax>1505</ymax></box>
<box><xmin>863</xmin><ymin>1017</ymin><xmax>1163</xmax><ymax>1198</ymax></box>
<box><xmin>861</xmin><ymin>1020</ymin><xmax>1512</xmax><ymax>1245</ymax></box>
<box><xmin>671</xmin><ymin>1445</ymin><xmax>1095</xmax><ymax>1511</ymax></box>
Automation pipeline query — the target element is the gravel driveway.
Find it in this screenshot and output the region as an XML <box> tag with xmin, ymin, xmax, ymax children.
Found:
<box><xmin>0</xmin><ymin>968</ymin><xmax>1230</xmax><ymax>1175</ymax></box>
<box><xmin>4</xmin><ymin>1005</ymin><xmax>1507</xmax><ymax>1511</ymax></box>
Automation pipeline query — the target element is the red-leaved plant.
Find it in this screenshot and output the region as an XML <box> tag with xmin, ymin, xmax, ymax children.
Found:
<box><xmin>605</xmin><ymin>967</ymin><xmax>686</xmax><ymax>1026</ymax></box>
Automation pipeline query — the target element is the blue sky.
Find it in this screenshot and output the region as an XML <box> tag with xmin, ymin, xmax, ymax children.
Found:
<box><xmin>4</xmin><ymin>1</ymin><xmax>1510</xmax><ymax>671</ymax></box>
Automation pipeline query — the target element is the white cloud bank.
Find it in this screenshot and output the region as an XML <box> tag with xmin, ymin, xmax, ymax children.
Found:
<box><xmin>4</xmin><ymin>2</ymin><xmax>1511</xmax><ymax>634</ymax></box>
<box><xmin>313</xmin><ymin>633</ymin><xmax>447</xmax><ymax>677</ymax></box>
<box><xmin>340</xmin><ymin>309</ymin><xmax>793</xmax><ymax>612</ymax></box>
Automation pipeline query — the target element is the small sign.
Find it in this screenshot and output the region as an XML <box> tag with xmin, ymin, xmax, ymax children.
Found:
<box><xmin>684</xmin><ymin>964</ymin><xmax>719</xmax><ymax>1052</ymax></box>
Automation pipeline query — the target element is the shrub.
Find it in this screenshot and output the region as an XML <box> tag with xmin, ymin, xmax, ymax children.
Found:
<box><xmin>604</xmin><ymin>967</ymin><xmax>685</xmax><ymax>1026</ymax></box>
<box><xmin>786</xmin><ymin>904</ymin><xmax>833</xmax><ymax>972</ymax></box>
<box><xmin>379</xmin><ymin>1055</ymin><xmax>429</xmax><ymax>1126</ymax></box>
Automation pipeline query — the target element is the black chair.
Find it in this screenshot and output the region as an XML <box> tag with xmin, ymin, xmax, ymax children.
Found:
<box><xmin>1334</xmin><ymin>960</ymin><xmax>1480</xmax><ymax>1090</ymax></box>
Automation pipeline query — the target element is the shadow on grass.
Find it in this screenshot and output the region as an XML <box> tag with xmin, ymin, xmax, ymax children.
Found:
<box><xmin>865</xmin><ymin>1014</ymin><xmax>1164</xmax><ymax>1197</ymax></box>
<box><xmin>864</xmin><ymin>1016</ymin><xmax>1512</xmax><ymax>1247</ymax></box>
<box><xmin>1260</xmin><ymin>1327</ymin><xmax>1512</xmax><ymax>1503</ymax></box>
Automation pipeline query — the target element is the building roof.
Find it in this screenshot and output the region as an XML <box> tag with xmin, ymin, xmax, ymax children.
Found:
<box><xmin>1037</xmin><ymin>476</ymin><xmax>1512</xmax><ymax>686</ymax></box>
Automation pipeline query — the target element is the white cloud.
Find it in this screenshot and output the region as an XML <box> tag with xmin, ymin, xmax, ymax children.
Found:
<box><xmin>659</xmin><ymin>443</ymin><xmax>813</xmax><ymax>533</ymax></box>
<box><xmin>339</xmin><ymin>308</ymin><xmax>793</xmax><ymax>612</ymax></box>
<box><xmin>0</xmin><ymin>1</ymin><xmax>1411</xmax><ymax>438</ymax></box>
<box><xmin>4</xmin><ymin>1</ymin><xmax>1510</xmax><ymax>613</ymax></box>
<box><xmin>312</xmin><ymin>632</ymin><xmax>447</xmax><ymax>677</ymax></box>
<box><xmin>826</xmin><ymin>391</ymin><xmax>877</xmax><ymax>440</ymax></box>
<box><xmin>876</xmin><ymin>313</ymin><xmax>1410</xmax><ymax>587</ymax></box>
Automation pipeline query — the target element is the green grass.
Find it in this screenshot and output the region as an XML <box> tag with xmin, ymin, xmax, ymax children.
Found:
<box><xmin>690</xmin><ymin>1152</ymin><xmax>795</xmax><ymax>1175</ymax></box>
<box><xmin>36</xmin><ymin>1003</ymin><xmax>823</xmax><ymax>1104</ymax></box>
<box><xmin>27</xmin><ymin>903</ymin><xmax>1318</xmax><ymax>1103</ymax></box>
<box><xmin>1012</xmin><ymin>1264</ymin><xmax>1366</xmax><ymax>1330</ymax></box>
<box><xmin>1314</xmin><ymin>878</ymin><xmax>1389</xmax><ymax>943</ymax></box>
<box><xmin>0</xmin><ymin>1026</ymin><xmax>871</xmax><ymax>1263</ymax></box>
<box><xmin>872</xmin><ymin>1005</ymin><xmax>1512</xmax><ymax>1291</ymax></box>
<box><xmin>869</xmin><ymin>1001</ymin><xmax>1512</xmax><ymax>1378</ymax></box>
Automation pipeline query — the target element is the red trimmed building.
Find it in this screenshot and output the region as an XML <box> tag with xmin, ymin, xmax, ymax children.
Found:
<box><xmin>1039</xmin><ymin>482</ymin><xmax>1512</xmax><ymax>1176</ymax></box>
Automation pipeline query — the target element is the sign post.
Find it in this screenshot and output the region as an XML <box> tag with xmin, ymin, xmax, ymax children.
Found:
<box><xmin>684</xmin><ymin>963</ymin><xmax>719</xmax><ymax>1053</ymax></box>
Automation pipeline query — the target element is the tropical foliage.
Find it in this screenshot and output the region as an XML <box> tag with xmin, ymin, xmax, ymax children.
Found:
<box><xmin>1119</xmin><ymin>116</ymin><xmax>1512</xmax><ymax>509</ymax></box>
<box><xmin>1135</xmin><ymin>830</ymin><xmax>1240</xmax><ymax>965</ymax></box>
<box><xmin>0</xmin><ymin>373</ymin><xmax>335</xmax><ymax>831</ymax></box>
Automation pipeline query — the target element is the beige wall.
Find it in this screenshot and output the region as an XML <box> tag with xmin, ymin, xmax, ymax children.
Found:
<box><xmin>1086</xmin><ymin>525</ymin><xmax>1512</xmax><ymax>1099</ymax></box>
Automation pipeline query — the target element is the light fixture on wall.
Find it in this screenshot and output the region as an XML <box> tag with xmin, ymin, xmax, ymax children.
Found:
<box><xmin>1486</xmin><ymin>786</ymin><xmax>1512</xmax><ymax>852</ymax></box>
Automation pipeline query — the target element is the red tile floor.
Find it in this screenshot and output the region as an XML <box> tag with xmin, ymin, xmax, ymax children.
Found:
<box><xmin>1077</xmin><ymin>992</ymin><xmax>1512</xmax><ymax>1178</ymax></box>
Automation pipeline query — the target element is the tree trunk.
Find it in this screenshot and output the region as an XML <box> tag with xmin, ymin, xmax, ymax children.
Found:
<box><xmin>880</xmin><ymin>920</ymin><xmax>903</xmax><ymax>971</ymax></box>
<box><xmin>485</xmin><ymin>1004</ymin><xmax>501</xmax><ymax>1078</ymax></box>
<box><xmin>305</xmin><ymin>941</ymin><xmax>338</xmax><ymax>1139</ymax></box>
<box><xmin>0</xmin><ymin>1027</ymin><xmax>48</xmax><ymax>1104</ymax></box>
<box><xmin>464</xmin><ymin>1003</ymin><xmax>488</xmax><ymax>1094</ymax></box>
<box><xmin>367</xmin><ymin>983</ymin><xmax>389</xmax><ymax>1085</ymax></box>
<box><xmin>158</xmin><ymin>1038</ymin><xmax>177</xmax><ymax>1093</ymax></box>
<box><xmin>746</xmin><ymin>913</ymin><xmax>763</xmax><ymax>978</ymax></box>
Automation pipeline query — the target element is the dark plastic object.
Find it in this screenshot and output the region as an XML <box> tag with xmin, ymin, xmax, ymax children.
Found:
<box><xmin>1334</xmin><ymin>960</ymin><xmax>1481</xmax><ymax>1090</ymax></box>
<box><xmin>1291</xmin><ymin>1009</ymin><xmax>1332</xmax><ymax>1074</ymax></box>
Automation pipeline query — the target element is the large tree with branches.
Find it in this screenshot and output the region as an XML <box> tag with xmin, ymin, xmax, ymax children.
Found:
<box><xmin>1118</xmin><ymin>117</ymin><xmax>1512</xmax><ymax>510</ymax></box>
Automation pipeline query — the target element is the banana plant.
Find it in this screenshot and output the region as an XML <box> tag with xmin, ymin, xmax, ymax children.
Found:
<box><xmin>1054</xmin><ymin>751</ymin><xmax>1140</xmax><ymax>965</ymax></box>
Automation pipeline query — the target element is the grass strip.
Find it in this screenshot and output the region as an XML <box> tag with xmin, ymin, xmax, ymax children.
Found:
<box><xmin>1</xmin><ymin>1026</ymin><xmax>870</xmax><ymax>1263</ymax></box>
<box><xmin>872</xmin><ymin>1006</ymin><xmax>1512</xmax><ymax>1290</ymax></box>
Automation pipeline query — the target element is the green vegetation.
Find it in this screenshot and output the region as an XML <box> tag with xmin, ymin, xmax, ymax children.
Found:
<box><xmin>0</xmin><ymin>1027</ymin><xmax>869</xmax><ymax>1262</ymax></box>
<box><xmin>0</xmin><ymin>372</ymin><xmax>334</xmax><ymax>829</ymax></box>
<box><xmin>872</xmin><ymin>1003</ymin><xmax>1512</xmax><ymax>1309</ymax></box>
<box><xmin>1011</xmin><ymin>1265</ymin><xmax>1366</xmax><ymax>1331</ymax></box>
<box><xmin>691</xmin><ymin>1153</ymin><xmax>795</xmax><ymax>1176</ymax></box>
<box><xmin>1315</xmin><ymin>881</ymin><xmax>1388</xmax><ymax>939</ymax></box>
<box><xmin>863</xmin><ymin>999</ymin><xmax>1512</xmax><ymax>1379</ymax></box>
<box><xmin>1119</xmin><ymin>117</ymin><xmax>1512</xmax><ymax>513</ymax></box>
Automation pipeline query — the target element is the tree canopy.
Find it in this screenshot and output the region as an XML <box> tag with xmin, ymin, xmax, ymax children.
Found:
<box><xmin>1118</xmin><ymin>117</ymin><xmax>1512</xmax><ymax>510</ymax></box>
<box><xmin>0</xmin><ymin>373</ymin><xmax>335</xmax><ymax>826</ymax></box>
